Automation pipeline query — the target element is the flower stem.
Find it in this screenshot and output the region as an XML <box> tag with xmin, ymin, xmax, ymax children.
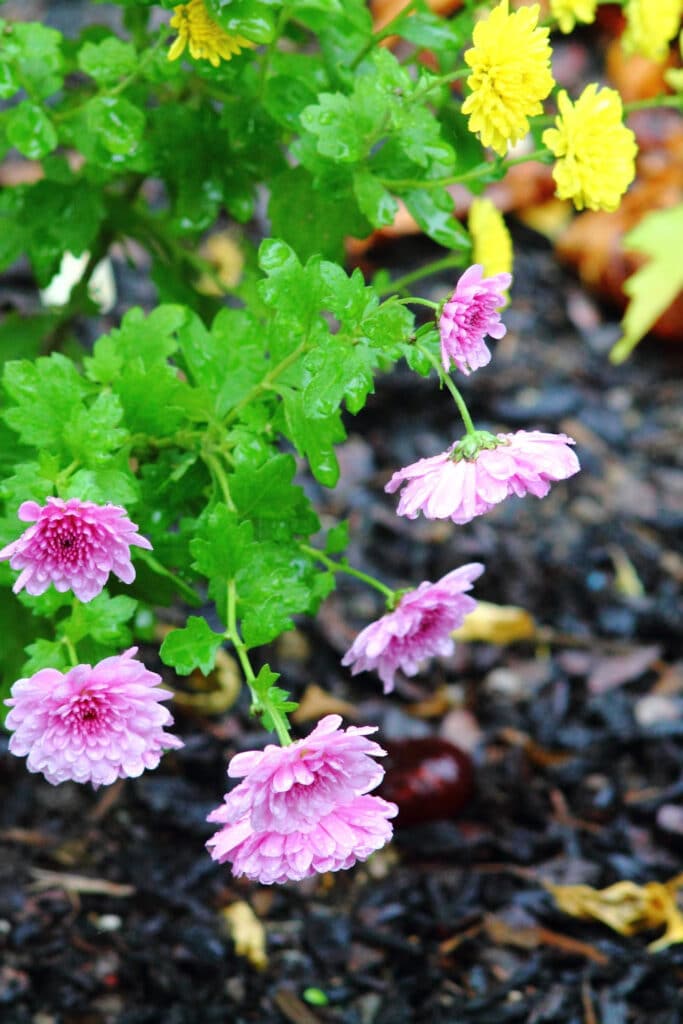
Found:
<box><xmin>624</xmin><ymin>95</ymin><xmax>683</xmax><ymax>114</ymax></box>
<box><xmin>226</xmin><ymin>580</ymin><xmax>292</xmax><ymax>747</ymax></box>
<box><xmin>415</xmin><ymin>342</ymin><xmax>477</xmax><ymax>436</ymax></box>
<box><xmin>135</xmin><ymin>549</ymin><xmax>202</xmax><ymax>607</ymax></box>
<box><xmin>381</xmin><ymin>253</ymin><xmax>466</xmax><ymax>298</ymax></box>
<box><xmin>301</xmin><ymin>544</ymin><xmax>395</xmax><ymax>601</ymax></box>
<box><xmin>62</xmin><ymin>636</ymin><xmax>79</xmax><ymax>667</ymax></box>
<box><xmin>202</xmin><ymin>452</ymin><xmax>236</xmax><ymax>511</ymax></box>
<box><xmin>349</xmin><ymin>0</ymin><xmax>420</xmax><ymax>70</ymax></box>
<box><xmin>397</xmin><ymin>296</ymin><xmax>439</xmax><ymax>310</ymax></box>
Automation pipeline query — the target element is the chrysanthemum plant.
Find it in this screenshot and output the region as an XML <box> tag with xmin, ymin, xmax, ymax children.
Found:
<box><xmin>0</xmin><ymin>0</ymin><xmax>679</xmax><ymax>883</ymax></box>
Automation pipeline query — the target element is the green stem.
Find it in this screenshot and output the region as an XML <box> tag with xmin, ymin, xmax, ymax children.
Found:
<box><xmin>415</xmin><ymin>342</ymin><xmax>477</xmax><ymax>436</ymax></box>
<box><xmin>135</xmin><ymin>549</ymin><xmax>202</xmax><ymax>607</ymax></box>
<box><xmin>223</xmin><ymin>339</ymin><xmax>309</xmax><ymax>427</ymax></box>
<box><xmin>349</xmin><ymin>0</ymin><xmax>420</xmax><ymax>70</ymax></box>
<box><xmin>258</xmin><ymin>2</ymin><xmax>292</xmax><ymax>99</ymax></box>
<box><xmin>202</xmin><ymin>452</ymin><xmax>235</xmax><ymax>511</ymax></box>
<box><xmin>380</xmin><ymin>253</ymin><xmax>465</xmax><ymax>298</ymax></box>
<box><xmin>397</xmin><ymin>296</ymin><xmax>439</xmax><ymax>310</ymax></box>
<box><xmin>226</xmin><ymin>580</ymin><xmax>292</xmax><ymax>746</ymax></box>
<box><xmin>62</xmin><ymin>636</ymin><xmax>79</xmax><ymax>667</ymax></box>
<box><xmin>624</xmin><ymin>95</ymin><xmax>683</xmax><ymax>114</ymax></box>
<box><xmin>300</xmin><ymin>544</ymin><xmax>395</xmax><ymax>601</ymax></box>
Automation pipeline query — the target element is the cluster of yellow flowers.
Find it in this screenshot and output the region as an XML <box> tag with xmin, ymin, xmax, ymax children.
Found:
<box><xmin>622</xmin><ymin>0</ymin><xmax>683</xmax><ymax>62</ymax></box>
<box><xmin>164</xmin><ymin>0</ymin><xmax>680</xmax><ymax>220</ymax></box>
<box><xmin>550</xmin><ymin>0</ymin><xmax>598</xmax><ymax>35</ymax></box>
<box><xmin>462</xmin><ymin>0</ymin><xmax>640</xmax><ymax>213</ymax></box>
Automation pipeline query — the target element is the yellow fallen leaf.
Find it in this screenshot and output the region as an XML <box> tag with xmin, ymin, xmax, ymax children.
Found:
<box><xmin>452</xmin><ymin>601</ymin><xmax>536</xmax><ymax>644</ymax></box>
<box><xmin>196</xmin><ymin>231</ymin><xmax>244</xmax><ymax>295</ymax></box>
<box><xmin>291</xmin><ymin>683</ymin><xmax>358</xmax><ymax>724</ymax></box>
<box><xmin>221</xmin><ymin>901</ymin><xmax>268</xmax><ymax>970</ymax></box>
<box><xmin>546</xmin><ymin>875</ymin><xmax>683</xmax><ymax>951</ymax></box>
<box><xmin>172</xmin><ymin>649</ymin><xmax>241</xmax><ymax>715</ymax></box>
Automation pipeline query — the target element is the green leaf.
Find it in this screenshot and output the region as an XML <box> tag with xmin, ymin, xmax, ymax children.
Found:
<box><xmin>281</xmin><ymin>389</ymin><xmax>344</xmax><ymax>488</ymax></box>
<box><xmin>0</xmin><ymin>22</ymin><xmax>64</xmax><ymax>99</ymax></box>
<box><xmin>160</xmin><ymin>615</ymin><xmax>225</xmax><ymax>675</ymax></box>
<box><xmin>3</xmin><ymin>353</ymin><xmax>86</xmax><ymax>451</ymax></box>
<box><xmin>269</xmin><ymin>166</ymin><xmax>370</xmax><ymax>262</ymax></box>
<box><xmin>60</xmin><ymin>592</ymin><xmax>138</xmax><ymax>647</ymax></box>
<box><xmin>403</xmin><ymin>188</ymin><xmax>470</xmax><ymax>250</ymax></box>
<box><xmin>86</xmin><ymin>96</ymin><xmax>145</xmax><ymax>156</ymax></box>
<box><xmin>21</xmin><ymin>638</ymin><xmax>69</xmax><ymax>676</ymax></box>
<box><xmin>0</xmin><ymin>60</ymin><xmax>19</xmax><ymax>100</ymax></box>
<box><xmin>0</xmin><ymin>312</ymin><xmax>58</xmax><ymax>365</ymax></box>
<box><xmin>230</xmin><ymin>454</ymin><xmax>320</xmax><ymax>541</ymax></box>
<box><xmin>62</xmin><ymin>465</ymin><xmax>140</xmax><ymax>507</ymax></box>
<box><xmin>77</xmin><ymin>37</ymin><xmax>138</xmax><ymax>86</ymax></box>
<box><xmin>62</xmin><ymin>391</ymin><xmax>127</xmax><ymax>466</ymax></box>
<box><xmin>325</xmin><ymin>520</ymin><xmax>349</xmax><ymax>554</ymax></box>
<box><xmin>250</xmin><ymin>664</ymin><xmax>298</xmax><ymax>731</ymax></box>
<box><xmin>6</xmin><ymin>102</ymin><xmax>57</xmax><ymax>159</ymax></box>
<box><xmin>610</xmin><ymin>204</ymin><xmax>683</xmax><ymax>364</ymax></box>
<box><xmin>204</xmin><ymin>0</ymin><xmax>277</xmax><ymax>43</ymax></box>
<box><xmin>353</xmin><ymin>169</ymin><xmax>398</xmax><ymax>228</ymax></box>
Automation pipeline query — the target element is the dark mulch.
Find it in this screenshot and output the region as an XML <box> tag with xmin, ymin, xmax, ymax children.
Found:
<box><xmin>2</xmin><ymin>225</ymin><xmax>683</xmax><ymax>1024</ymax></box>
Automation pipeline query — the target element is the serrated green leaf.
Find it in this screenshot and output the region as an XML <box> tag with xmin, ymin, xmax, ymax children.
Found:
<box><xmin>62</xmin><ymin>466</ymin><xmax>140</xmax><ymax>507</ymax></box>
<box><xmin>325</xmin><ymin>520</ymin><xmax>349</xmax><ymax>554</ymax></box>
<box><xmin>60</xmin><ymin>592</ymin><xmax>138</xmax><ymax>646</ymax></box>
<box><xmin>6</xmin><ymin>102</ymin><xmax>57</xmax><ymax>159</ymax></box>
<box><xmin>269</xmin><ymin>166</ymin><xmax>371</xmax><ymax>262</ymax></box>
<box><xmin>86</xmin><ymin>96</ymin><xmax>145</xmax><ymax>156</ymax></box>
<box><xmin>3</xmin><ymin>353</ymin><xmax>86</xmax><ymax>451</ymax></box>
<box><xmin>403</xmin><ymin>188</ymin><xmax>470</xmax><ymax>250</ymax></box>
<box><xmin>0</xmin><ymin>22</ymin><xmax>64</xmax><ymax>99</ymax></box>
<box><xmin>160</xmin><ymin>615</ymin><xmax>225</xmax><ymax>675</ymax></box>
<box><xmin>610</xmin><ymin>204</ymin><xmax>683</xmax><ymax>364</ymax></box>
<box><xmin>21</xmin><ymin>638</ymin><xmax>69</xmax><ymax>676</ymax></box>
<box><xmin>353</xmin><ymin>169</ymin><xmax>398</xmax><ymax>228</ymax></box>
<box><xmin>230</xmin><ymin>454</ymin><xmax>320</xmax><ymax>540</ymax></box>
<box><xmin>62</xmin><ymin>391</ymin><xmax>127</xmax><ymax>466</ymax></box>
<box><xmin>78</xmin><ymin>37</ymin><xmax>138</xmax><ymax>86</ymax></box>
<box><xmin>281</xmin><ymin>389</ymin><xmax>344</xmax><ymax>488</ymax></box>
<box><xmin>204</xmin><ymin>0</ymin><xmax>276</xmax><ymax>43</ymax></box>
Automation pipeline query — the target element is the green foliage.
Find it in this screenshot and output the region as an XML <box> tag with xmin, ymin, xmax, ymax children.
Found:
<box><xmin>160</xmin><ymin>616</ymin><xmax>226</xmax><ymax>675</ymax></box>
<box><xmin>0</xmin><ymin>0</ymin><xmax>565</xmax><ymax>743</ymax></box>
<box><xmin>610</xmin><ymin>204</ymin><xmax>683</xmax><ymax>364</ymax></box>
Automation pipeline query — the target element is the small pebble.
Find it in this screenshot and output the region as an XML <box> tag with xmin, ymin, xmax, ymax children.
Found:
<box><xmin>634</xmin><ymin>695</ymin><xmax>680</xmax><ymax>728</ymax></box>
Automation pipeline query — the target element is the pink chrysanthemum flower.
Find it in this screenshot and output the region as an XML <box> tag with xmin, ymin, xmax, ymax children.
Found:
<box><xmin>206</xmin><ymin>715</ymin><xmax>398</xmax><ymax>884</ymax></box>
<box><xmin>386</xmin><ymin>430</ymin><xmax>580</xmax><ymax>525</ymax></box>
<box><xmin>342</xmin><ymin>564</ymin><xmax>484</xmax><ymax>693</ymax></box>
<box><xmin>439</xmin><ymin>264</ymin><xmax>512</xmax><ymax>375</ymax></box>
<box><xmin>0</xmin><ymin>498</ymin><xmax>152</xmax><ymax>602</ymax></box>
<box><xmin>4</xmin><ymin>648</ymin><xmax>183</xmax><ymax>787</ymax></box>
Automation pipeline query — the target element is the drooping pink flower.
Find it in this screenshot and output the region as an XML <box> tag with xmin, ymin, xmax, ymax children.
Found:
<box><xmin>0</xmin><ymin>498</ymin><xmax>152</xmax><ymax>602</ymax></box>
<box><xmin>4</xmin><ymin>648</ymin><xmax>183</xmax><ymax>787</ymax></box>
<box><xmin>342</xmin><ymin>564</ymin><xmax>484</xmax><ymax>693</ymax></box>
<box><xmin>386</xmin><ymin>430</ymin><xmax>580</xmax><ymax>525</ymax></box>
<box><xmin>206</xmin><ymin>715</ymin><xmax>397</xmax><ymax>884</ymax></box>
<box><xmin>439</xmin><ymin>263</ymin><xmax>512</xmax><ymax>375</ymax></box>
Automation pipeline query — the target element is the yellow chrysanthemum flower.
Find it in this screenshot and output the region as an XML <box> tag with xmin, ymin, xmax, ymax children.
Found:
<box><xmin>462</xmin><ymin>0</ymin><xmax>554</xmax><ymax>157</ymax></box>
<box><xmin>622</xmin><ymin>0</ymin><xmax>683</xmax><ymax>62</ymax></box>
<box><xmin>542</xmin><ymin>85</ymin><xmax>637</xmax><ymax>212</ymax></box>
<box><xmin>168</xmin><ymin>0</ymin><xmax>255</xmax><ymax>68</ymax></box>
<box><xmin>550</xmin><ymin>0</ymin><xmax>598</xmax><ymax>34</ymax></box>
<box><xmin>468</xmin><ymin>198</ymin><xmax>513</xmax><ymax>286</ymax></box>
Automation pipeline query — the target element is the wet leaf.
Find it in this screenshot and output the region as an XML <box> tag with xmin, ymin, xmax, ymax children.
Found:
<box><xmin>221</xmin><ymin>901</ymin><xmax>268</xmax><ymax>970</ymax></box>
<box><xmin>452</xmin><ymin>600</ymin><xmax>536</xmax><ymax>644</ymax></box>
<box><xmin>546</xmin><ymin>875</ymin><xmax>683</xmax><ymax>951</ymax></box>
